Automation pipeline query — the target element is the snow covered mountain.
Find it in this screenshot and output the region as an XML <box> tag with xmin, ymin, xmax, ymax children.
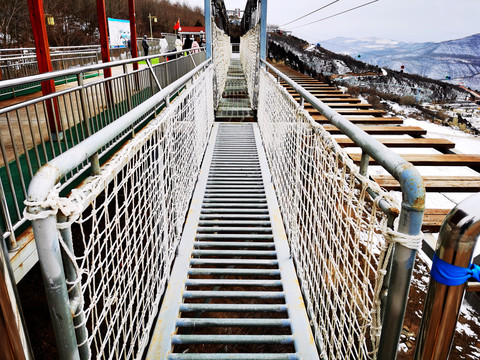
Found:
<box><xmin>320</xmin><ymin>34</ymin><xmax>480</xmax><ymax>91</ymax></box>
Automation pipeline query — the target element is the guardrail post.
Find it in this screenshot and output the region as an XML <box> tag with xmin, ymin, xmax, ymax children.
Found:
<box><xmin>58</xmin><ymin>214</ymin><xmax>90</xmax><ymax>360</ymax></box>
<box><xmin>123</xmin><ymin>64</ymin><xmax>133</xmax><ymax>111</ymax></box>
<box><xmin>414</xmin><ymin>193</ymin><xmax>480</xmax><ymax>359</ymax></box>
<box><xmin>0</xmin><ymin>182</ymin><xmax>17</xmax><ymax>251</ymax></box>
<box><xmin>377</xmin><ymin>164</ymin><xmax>425</xmax><ymax>360</ymax></box>
<box><xmin>28</xmin><ymin>209</ymin><xmax>80</xmax><ymax>359</ymax></box>
<box><xmin>76</xmin><ymin>73</ymin><xmax>100</xmax><ymax>175</ymax></box>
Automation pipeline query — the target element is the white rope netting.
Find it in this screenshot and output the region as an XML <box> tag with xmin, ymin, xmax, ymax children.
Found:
<box><xmin>257</xmin><ymin>67</ymin><xmax>406</xmax><ymax>359</ymax></box>
<box><xmin>212</xmin><ymin>22</ymin><xmax>231</xmax><ymax>108</ymax></box>
<box><xmin>28</xmin><ymin>67</ymin><xmax>214</xmax><ymax>359</ymax></box>
<box><xmin>240</xmin><ymin>23</ymin><xmax>260</xmax><ymax>109</ymax></box>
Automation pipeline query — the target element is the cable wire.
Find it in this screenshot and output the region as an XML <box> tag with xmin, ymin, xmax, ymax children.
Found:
<box><xmin>279</xmin><ymin>0</ymin><xmax>340</xmax><ymax>27</ymax></box>
<box><xmin>287</xmin><ymin>0</ymin><xmax>379</xmax><ymax>30</ymax></box>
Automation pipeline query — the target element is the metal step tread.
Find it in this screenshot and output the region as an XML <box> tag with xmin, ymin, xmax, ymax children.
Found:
<box><xmin>146</xmin><ymin>122</ymin><xmax>319</xmax><ymax>359</ymax></box>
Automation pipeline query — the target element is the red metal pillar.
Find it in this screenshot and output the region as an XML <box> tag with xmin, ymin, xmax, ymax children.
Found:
<box><xmin>27</xmin><ymin>0</ymin><xmax>61</xmax><ymax>135</ymax></box>
<box><xmin>128</xmin><ymin>0</ymin><xmax>139</xmax><ymax>71</ymax></box>
<box><xmin>96</xmin><ymin>0</ymin><xmax>112</xmax><ymax>79</ymax></box>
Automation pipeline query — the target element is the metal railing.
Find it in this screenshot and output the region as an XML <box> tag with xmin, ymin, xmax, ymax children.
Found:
<box><xmin>0</xmin><ymin>50</ymin><xmax>101</xmax><ymax>83</ymax></box>
<box><xmin>25</xmin><ymin>58</ymin><xmax>213</xmax><ymax>359</ymax></box>
<box><xmin>415</xmin><ymin>192</ymin><xmax>480</xmax><ymax>359</ymax></box>
<box><xmin>0</xmin><ymin>40</ymin><xmax>168</xmax><ymax>83</ymax></box>
<box><xmin>0</xmin><ymin>49</ymin><xmax>206</xmax><ymax>250</ymax></box>
<box><xmin>260</xmin><ymin>59</ymin><xmax>425</xmax><ymax>359</ymax></box>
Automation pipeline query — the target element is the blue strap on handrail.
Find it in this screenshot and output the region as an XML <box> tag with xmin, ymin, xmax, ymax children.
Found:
<box><xmin>431</xmin><ymin>254</ymin><xmax>480</xmax><ymax>286</ymax></box>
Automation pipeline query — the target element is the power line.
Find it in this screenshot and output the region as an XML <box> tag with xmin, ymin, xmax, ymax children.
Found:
<box><xmin>287</xmin><ymin>0</ymin><xmax>379</xmax><ymax>30</ymax></box>
<box><xmin>279</xmin><ymin>0</ymin><xmax>340</xmax><ymax>27</ymax></box>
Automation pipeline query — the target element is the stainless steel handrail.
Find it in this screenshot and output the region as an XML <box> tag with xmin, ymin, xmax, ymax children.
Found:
<box><xmin>25</xmin><ymin>58</ymin><xmax>211</xmax><ymax>358</ymax></box>
<box><xmin>0</xmin><ymin>48</ymin><xmax>205</xmax><ymax>89</ymax></box>
<box><xmin>261</xmin><ymin>59</ymin><xmax>426</xmax><ymax>360</ymax></box>
<box><xmin>0</xmin><ymin>51</ymin><xmax>100</xmax><ymax>63</ymax></box>
<box><xmin>414</xmin><ymin>192</ymin><xmax>480</xmax><ymax>359</ymax></box>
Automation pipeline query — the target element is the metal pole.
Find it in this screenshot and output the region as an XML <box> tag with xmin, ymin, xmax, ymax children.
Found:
<box><xmin>128</xmin><ymin>0</ymin><xmax>139</xmax><ymax>71</ymax></box>
<box><xmin>259</xmin><ymin>0</ymin><xmax>268</xmax><ymax>60</ymax></box>
<box><xmin>57</xmin><ymin>214</ymin><xmax>90</xmax><ymax>360</ymax></box>
<box><xmin>149</xmin><ymin>14</ymin><xmax>153</xmax><ymax>39</ymax></box>
<box><xmin>29</xmin><ymin>212</ymin><xmax>80</xmax><ymax>359</ymax></box>
<box><xmin>76</xmin><ymin>73</ymin><xmax>100</xmax><ymax>175</ymax></box>
<box><xmin>204</xmin><ymin>0</ymin><xmax>212</xmax><ymax>59</ymax></box>
<box><xmin>414</xmin><ymin>193</ymin><xmax>480</xmax><ymax>360</ymax></box>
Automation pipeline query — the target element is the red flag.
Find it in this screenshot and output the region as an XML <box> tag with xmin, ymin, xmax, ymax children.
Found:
<box><xmin>173</xmin><ymin>19</ymin><xmax>180</xmax><ymax>30</ymax></box>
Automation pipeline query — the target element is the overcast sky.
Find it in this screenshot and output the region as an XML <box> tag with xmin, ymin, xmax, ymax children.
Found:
<box><xmin>178</xmin><ymin>0</ymin><xmax>480</xmax><ymax>43</ymax></box>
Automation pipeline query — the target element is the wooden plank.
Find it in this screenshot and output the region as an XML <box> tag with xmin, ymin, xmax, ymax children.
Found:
<box><xmin>308</xmin><ymin>108</ymin><xmax>387</xmax><ymax>116</ymax></box>
<box><xmin>306</xmin><ymin>103</ymin><xmax>373</xmax><ymax>109</ymax></box>
<box><xmin>286</xmin><ymin>86</ymin><xmax>338</xmax><ymax>91</ymax></box>
<box><xmin>422</xmin><ymin>208</ymin><xmax>451</xmax><ymax>233</ymax></box>
<box><xmin>373</xmin><ymin>175</ymin><xmax>480</xmax><ymax>192</ymax></box>
<box><xmin>325</xmin><ymin>125</ymin><xmax>426</xmax><ymax>135</ymax></box>
<box><xmin>337</xmin><ymin>137</ymin><xmax>455</xmax><ymax>148</ymax></box>
<box><xmin>349</xmin><ymin>153</ymin><xmax>480</xmax><ymax>166</ymax></box>
<box><xmin>314</xmin><ymin>116</ymin><xmax>403</xmax><ymax>124</ymax></box>
<box><xmin>9</xmin><ymin>228</ymin><xmax>38</xmax><ymax>283</ymax></box>
<box><xmin>285</xmin><ymin>86</ymin><xmax>343</xmax><ymax>94</ymax></box>
<box><xmin>293</xmin><ymin>93</ymin><xmax>349</xmax><ymax>98</ymax></box>
<box><xmin>302</xmin><ymin>98</ymin><xmax>362</xmax><ymax>103</ymax></box>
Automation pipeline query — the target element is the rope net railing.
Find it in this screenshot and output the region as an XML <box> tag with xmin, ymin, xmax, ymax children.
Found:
<box><xmin>27</xmin><ymin>66</ymin><xmax>214</xmax><ymax>359</ymax></box>
<box><xmin>257</xmin><ymin>67</ymin><xmax>402</xmax><ymax>359</ymax></box>
<box><xmin>212</xmin><ymin>22</ymin><xmax>231</xmax><ymax>108</ymax></box>
<box><xmin>240</xmin><ymin>23</ymin><xmax>260</xmax><ymax>109</ymax></box>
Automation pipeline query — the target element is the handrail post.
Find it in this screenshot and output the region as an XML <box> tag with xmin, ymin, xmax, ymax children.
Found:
<box><xmin>76</xmin><ymin>73</ymin><xmax>100</xmax><ymax>175</ymax></box>
<box><xmin>414</xmin><ymin>193</ymin><xmax>480</xmax><ymax>359</ymax></box>
<box><xmin>29</xmin><ymin>207</ymin><xmax>80</xmax><ymax>359</ymax></box>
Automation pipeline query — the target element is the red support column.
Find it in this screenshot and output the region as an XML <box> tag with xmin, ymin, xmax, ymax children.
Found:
<box><xmin>96</xmin><ymin>0</ymin><xmax>112</xmax><ymax>79</ymax></box>
<box><xmin>27</xmin><ymin>0</ymin><xmax>61</xmax><ymax>136</ymax></box>
<box><xmin>128</xmin><ymin>0</ymin><xmax>139</xmax><ymax>71</ymax></box>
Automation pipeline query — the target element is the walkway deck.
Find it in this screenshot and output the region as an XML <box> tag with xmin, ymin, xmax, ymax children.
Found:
<box><xmin>216</xmin><ymin>58</ymin><xmax>254</xmax><ymax>121</ymax></box>
<box><xmin>146</xmin><ymin>122</ymin><xmax>319</xmax><ymax>359</ymax></box>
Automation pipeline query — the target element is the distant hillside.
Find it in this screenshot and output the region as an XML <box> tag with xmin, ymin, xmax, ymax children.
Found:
<box><xmin>268</xmin><ymin>32</ymin><xmax>470</xmax><ymax>102</ymax></box>
<box><xmin>320</xmin><ymin>34</ymin><xmax>480</xmax><ymax>91</ymax></box>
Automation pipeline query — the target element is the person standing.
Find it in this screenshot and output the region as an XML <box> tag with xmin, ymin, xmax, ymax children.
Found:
<box><xmin>191</xmin><ymin>35</ymin><xmax>200</xmax><ymax>54</ymax></box>
<box><xmin>159</xmin><ymin>35</ymin><xmax>169</xmax><ymax>55</ymax></box>
<box><xmin>183</xmin><ymin>36</ymin><xmax>192</xmax><ymax>56</ymax></box>
<box><xmin>142</xmin><ymin>35</ymin><xmax>149</xmax><ymax>56</ymax></box>
<box><xmin>175</xmin><ymin>35</ymin><xmax>183</xmax><ymax>55</ymax></box>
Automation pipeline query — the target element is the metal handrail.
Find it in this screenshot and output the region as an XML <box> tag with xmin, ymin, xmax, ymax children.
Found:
<box><xmin>0</xmin><ymin>49</ymin><xmax>206</xmax><ymax>252</ymax></box>
<box><xmin>0</xmin><ymin>48</ymin><xmax>205</xmax><ymax>89</ymax></box>
<box><xmin>414</xmin><ymin>192</ymin><xmax>480</xmax><ymax>359</ymax></box>
<box><xmin>25</xmin><ymin>58</ymin><xmax>211</xmax><ymax>358</ymax></box>
<box><xmin>261</xmin><ymin>59</ymin><xmax>426</xmax><ymax>360</ymax></box>
<box><xmin>0</xmin><ymin>51</ymin><xmax>100</xmax><ymax>63</ymax></box>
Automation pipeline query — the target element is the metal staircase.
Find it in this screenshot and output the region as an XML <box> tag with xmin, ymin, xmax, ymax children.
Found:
<box><xmin>146</xmin><ymin>123</ymin><xmax>319</xmax><ymax>359</ymax></box>
<box><xmin>215</xmin><ymin>59</ymin><xmax>254</xmax><ymax>120</ymax></box>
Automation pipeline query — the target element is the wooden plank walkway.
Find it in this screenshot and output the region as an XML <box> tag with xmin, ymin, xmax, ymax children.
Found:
<box><xmin>269</xmin><ymin>61</ymin><xmax>480</xmax><ymax>235</ymax></box>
